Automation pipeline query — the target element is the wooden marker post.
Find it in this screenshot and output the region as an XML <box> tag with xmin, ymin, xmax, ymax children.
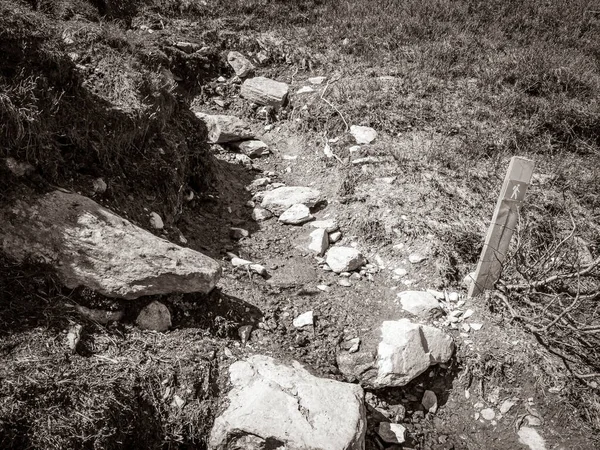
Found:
<box><xmin>468</xmin><ymin>156</ymin><xmax>535</xmax><ymax>298</ymax></box>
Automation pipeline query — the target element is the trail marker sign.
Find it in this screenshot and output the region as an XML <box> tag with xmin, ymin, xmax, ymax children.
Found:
<box><xmin>468</xmin><ymin>156</ymin><xmax>534</xmax><ymax>298</ymax></box>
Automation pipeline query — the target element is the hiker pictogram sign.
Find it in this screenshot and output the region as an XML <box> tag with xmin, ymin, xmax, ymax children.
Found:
<box><xmin>504</xmin><ymin>180</ymin><xmax>528</xmax><ymax>202</ymax></box>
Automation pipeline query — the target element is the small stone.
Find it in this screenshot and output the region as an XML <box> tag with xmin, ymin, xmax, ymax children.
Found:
<box><xmin>408</xmin><ymin>253</ymin><xmax>427</xmax><ymax>264</ymax></box>
<box><xmin>238</xmin><ymin>325</ymin><xmax>253</xmax><ymax>344</ymax></box>
<box><xmin>297</xmin><ymin>86</ymin><xmax>315</xmax><ymax>94</ymax></box>
<box><xmin>261</xmin><ymin>186</ymin><xmax>321</xmax><ymax>215</ymax></box>
<box><xmin>348</xmin><ymin>338</ymin><xmax>360</xmax><ymax>353</ymax></box>
<box><xmin>422</xmin><ymin>390</ymin><xmax>438</xmax><ymax>413</ymax></box>
<box><xmin>249</xmin><ymin>177</ymin><xmax>271</xmax><ymax>188</ymax></box>
<box><xmin>234</xmin><ymin>154</ymin><xmax>253</xmax><ymax>167</ymax></box>
<box><xmin>310</xmin><ymin>219</ymin><xmax>339</xmax><ymax>233</ymax></box>
<box><xmin>338</xmin><ymin>278</ymin><xmax>351</xmax><ymax>287</ymax></box>
<box><xmin>171</xmin><ymin>394</ymin><xmax>185</xmax><ymax>408</ymax></box>
<box><xmin>317</xmin><ymin>284</ymin><xmax>330</xmax><ymax>292</ymax></box>
<box><xmin>136</xmin><ymin>301</ymin><xmax>171</xmax><ymax>332</ymax></box>
<box><xmin>325</xmin><ymin>246</ymin><xmax>366</xmax><ymax>273</ymax></box>
<box><xmin>279</xmin><ymin>204</ymin><xmax>314</xmax><ymax>225</ymax></box>
<box><xmin>308</xmin><ymin>76</ymin><xmax>326</xmax><ymax>85</ymax></box>
<box><xmin>293</xmin><ymin>311</ymin><xmax>314</xmax><ymax>328</ymax></box>
<box><xmin>463</xmin><ymin>272</ymin><xmax>476</xmax><ymax>288</ymax></box>
<box><xmin>499</xmin><ymin>399</ymin><xmax>517</xmax><ymax>414</ymax></box>
<box><xmin>252</xmin><ymin>207</ymin><xmax>273</xmax><ymax>221</ymax></box>
<box><xmin>230</xmin><ymin>227</ymin><xmax>249</xmax><ymax>239</ymax></box>
<box><xmin>308</xmin><ymin>228</ymin><xmax>329</xmax><ymax>256</ymax></box>
<box><xmin>377</xmin><ymin>422</ymin><xmax>406</xmax><ymax>444</ymax></box>
<box><xmin>448</xmin><ymin>292</ymin><xmax>459</xmax><ymax>302</ymax></box>
<box><xmin>92</xmin><ymin>178</ymin><xmax>107</xmax><ymax>194</ymax></box>
<box><xmin>462</xmin><ymin>323</ymin><xmax>471</xmax><ymax>332</ymax></box>
<box><xmin>518</xmin><ymin>427</ymin><xmax>547</xmax><ymax>450</ymax></box>
<box><xmin>329</xmin><ymin>231</ymin><xmax>342</xmax><ymax>243</ymax></box>
<box><xmin>227</xmin><ymin>51</ymin><xmax>255</xmax><ymax>77</ymax></box>
<box><xmin>481</xmin><ymin>408</ymin><xmax>496</xmax><ymax>421</ymax></box>
<box><xmin>397</xmin><ymin>291</ymin><xmax>441</xmax><ymax>318</ymax></box>
<box><xmin>241</xmin><ymin>76</ymin><xmax>289</xmax><ymax>108</ymax></box>
<box><xmin>232</xmin><ymin>140</ymin><xmax>270</xmax><ymax>158</ymax></box>
<box><xmin>394</xmin><ymin>268</ymin><xmax>408</xmax><ymax>277</ymax></box>
<box><xmin>322</xmin><ymin>264</ymin><xmax>332</xmax><ymax>272</ymax></box>
<box><xmin>350</xmin><ymin>125</ymin><xmax>377</xmax><ymax>144</ymax></box>
<box><xmin>66</xmin><ymin>324</ymin><xmax>82</xmax><ymax>351</ymax></box>
<box><xmin>149</xmin><ymin>212</ymin><xmax>164</xmax><ymax>229</ymax></box>
<box><xmin>339</xmin><ymin>272</ymin><xmax>352</xmax><ymax>278</ymax></box>
<box><xmin>470</xmin><ymin>322</ymin><xmax>483</xmax><ymax>331</ymax></box>
<box><xmin>526</xmin><ymin>415</ymin><xmax>542</xmax><ymax>426</ymax></box>
<box><xmin>462</xmin><ymin>309</ymin><xmax>474</xmax><ymax>320</ymax></box>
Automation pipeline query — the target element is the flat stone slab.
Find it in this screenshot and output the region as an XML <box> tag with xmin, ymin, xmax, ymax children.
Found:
<box><xmin>0</xmin><ymin>190</ymin><xmax>221</xmax><ymax>299</ymax></box>
<box><xmin>397</xmin><ymin>291</ymin><xmax>442</xmax><ymax>318</ymax></box>
<box><xmin>209</xmin><ymin>355</ymin><xmax>366</xmax><ymax>450</ymax></box>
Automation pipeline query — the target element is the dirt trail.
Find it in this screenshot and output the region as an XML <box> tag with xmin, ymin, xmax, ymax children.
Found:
<box><xmin>202</xmin><ymin>107</ymin><xmax>592</xmax><ymax>449</ymax></box>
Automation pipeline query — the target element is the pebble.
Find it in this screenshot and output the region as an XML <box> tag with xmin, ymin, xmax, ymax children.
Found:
<box><xmin>377</xmin><ymin>422</ymin><xmax>406</xmax><ymax>444</ymax></box>
<box><xmin>461</xmin><ymin>323</ymin><xmax>471</xmax><ymax>332</ymax></box>
<box><xmin>230</xmin><ymin>227</ymin><xmax>249</xmax><ymax>239</ymax></box>
<box><xmin>394</xmin><ymin>268</ymin><xmax>408</xmax><ymax>277</ymax></box>
<box><xmin>308</xmin><ymin>228</ymin><xmax>329</xmax><ymax>256</ymax></box>
<box><xmin>308</xmin><ymin>76</ymin><xmax>326</xmax><ymax>85</ymax></box>
<box><xmin>310</xmin><ymin>219</ymin><xmax>339</xmax><ymax>233</ymax></box>
<box><xmin>462</xmin><ymin>309</ymin><xmax>474</xmax><ymax>320</ymax></box>
<box><xmin>317</xmin><ymin>284</ymin><xmax>330</xmax><ymax>292</ymax></box>
<box><xmin>448</xmin><ymin>292</ymin><xmax>459</xmax><ymax>301</ymax></box>
<box><xmin>348</xmin><ymin>338</ymin><xmax>360</xmax><ymax>353</ymax></box>
<box><xmin>499</xmin><ymin>399</ymin><xmax>517</xmax><ymax>414</ymax></box>
<box><xmin>338</xmin><ymin>279</ymin><xmax>351</xmax><ymax>287</ymax></box>
<box><xmin>238</xmin><ymin>325</ymin><xmax>252</xmax><ymax>344</ymax></box>
<box><xmin>350</xmin><ymin>125</ymin><xmax>377</xmax><ymax>144</ymax></box>
<box><xmin>297</xmin><ymin>86</ymin><xmax>315</xmax><ymax>94</ymax></box>
<box><xmin>252</xmin><ymin>207</ymin><xmax>273</xmax><ymax>221</ymax></box>
<box><xmin>481</xmin><ymin>408</ymin><xmax>496</xmax><ymax>421</ymax></box>
<box><xmin>149</xmin><ymin>212</ymin><xmax>164</xmax><ymax>229</ymax></box>
<box><xmin>92</xmin><ymin>178</ymin><xmax>107</xmax><ymax>194</ymax></box>
<box><xmin>408</xmin><ymin>253</ymin><xmax>427</xmax><ymax>264</ymax></box>
<box><xmin>470</xmin><ymin>323</ymin><xmax>483</xmax><ymax>331</ymax></box>
<box><xmin>329</xmin><ymin>231</ymin><xmax>342</xmax><ymax>243</ymax></box>
<box><xmin>136</xmin><ymin>301</ymin><xmax>171</xmax><ymax>332</ymax></box>
<box><xmin>422</xmin><ymin>390</ymin><xmax>438</xmax><ymax>414</ymax></box>
<box><xmin>293</xmin><ymin>311</ymin><xmax>314</xmax><ymax>328</ymax></box>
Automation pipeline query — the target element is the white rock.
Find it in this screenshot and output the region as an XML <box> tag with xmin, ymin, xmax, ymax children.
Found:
<box><xmin>462</xmin><ymin>309</ymin><xmax>474</xmax><ymax>320</ymax></box>
<box><xmin>518</xmin><ymin>427</ymin><xmax>547</xmax><ymax>450</ymax></box>
<box><xmin>0</xmin><ymin>191</ymin><xmax>221</xmax><ymax>299</ymax></box>
<box><xmin>500</xmin><ymin>399</ymin><xmax>517</xmax><ymax>414</ymax></box>
<box><xmin>297</xmin><ymin>86</ymin><xmax>315</xmax><ymax>94</ymax></box>
<box><xmin>317</xmin><ymin>284</ymin><xmax>330</xmax><ymax>292</ymax></box>
<box><xmin>470</xmin><ymin>323</ymin><xmax>483</xmax><ymax>331</ymax></box>
<box><xmin>422</xmin><ymin>390</ymin><xmax>438</xmax><ymax>413</ymax></box>
<box><xmin>393</xmin><ymin>268</ymin><xmax>408</xmax><ymax>277</ymax></box>
<box><xmin>194</xmin><ymin>112</ymin><xmax>254</xmax><ymax>143</ymax></box>
<box><xmin>241</xmin><ymin>76</ymin><xmax>289</xmax><ymax>108</ymax></box>
<box><xmin>448</xmin><ymin>292</ymin><xmax>459</xmax><ymax>302</ymax></box>
<box><xmin>377</xmin><ymin>422</ymin><xmax>406</xmax><ymax>444</ymax></box>
<box><xmin>252</xmin><ymin>207</ymin><xmax>273</xmax><ymax>221</ymax></box>
<box><xmin>227</xmin><ymin>51</ymin><xmax>255</xmax><ymax>77</ymax></box>
<box><xmin>308</xmin><ymin>76</ymin><xmax>327</xmax><ymax>85</ymax></box>
<box><xmin>310</xmin><ymin>219</ymin><xmax>339</xmax><ymax>233</ymax></box>
<box><xmin>326</xmin><ymin>247</ymin><xmax>366</xmax><ymax>273</ymax></box>
<box><xmin>231</xmin><ymin>257</ymin><xmax>267</xmax><ymax>276</ymax></box>
<box><xmin>350</xmin><ymin>125</ymin><xmax>377</xmax><ymax>144</ymax></box>
<box><xmin>249</xmin><ymin>177</ymin><xmax>271</xmax><ymax>189</ymax></box>
<box><xmin>278</xmin><ymin>204</ymin><xmax>314</xmax><ymax>225</ymax></box>
<box><xmin>149</xmin><ymin>212</ymin><xmax>164</xmax><ymax>229</ymax></box>
<box><xmin>261</xmin><ymin>186</ymin><xmax>321</xmax><ymax>215</ymax></box>
<box><xmin>209</xmin><ymin>355</ymin><xmax>366</xmax><ymax>450</ymax></box>
<box><xmin>231</xmin><ymin>140</ymin><xmax>270</xmax><ymax>158</ymax></box>
<box><xmin>309</xmin><ymin>229</ymin><xmax>329</xmax><ymax>256</ymax></box>
<box><xmin>66</xmin><ymin>324</ymin><xmax>82</xmax><ymax>351</ymax></box>
<box><xmin>136</xmin><ymin>301</ymin><xmax>171</xmax><ymax>332</ymax></box>
<box><xmin>481</xmin><ymin>408</ymin><xmax>496</xmax><ymax>421</ymax></box>
<box><xmin>329</xmin><ymin>231</ymin><xmax>342</xmax><ymax>243</ymax></box>
<box><xmin>397</xmin><ymin>291</ymin><xmax>441</xmax><ymax>318</ymax></box>
<box><xmin>338</xmin><ymin>319</ymin><xmax>454</xmax><ymax>388</ymax></box>
<box><xmin>338</xmin><ymin>278</ymin><xmax>351</xmax><ymax>287</ymax></box>
<box><xmin>408</xmin><ymin>253</ymin><xmax>427</xmax><ymax>264</ymax></box>
<box><xmin>293</xmin><ymin>311</ymin><xmax>314</xmax><ymax>328</ymax></box>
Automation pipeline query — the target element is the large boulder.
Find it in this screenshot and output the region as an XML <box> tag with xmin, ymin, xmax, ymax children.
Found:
<box><xmin>337</xmin><ymin>319</ymin><xmax>454</xmax><ymax>388</ymax></box>
<box><xmin>0</xmin><ymin>190</ymin><xmax>221</xmax><ymax>299</ymax></box>
<box><xmin>260</xmin><ymin>186</ymin><xmax>321</xmax><ymax>215</ymax></box>
<box><xmin>209</xmin><ymin>355</ymin><xmax>366</xmax><ymax>450</ymax></box>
